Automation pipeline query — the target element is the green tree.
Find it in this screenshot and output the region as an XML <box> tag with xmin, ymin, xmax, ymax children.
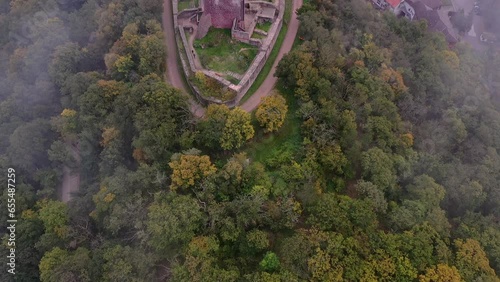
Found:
<box><xmin>398</xmin><ymin>223</ymin><xmax>451</xmax><ymax>272</ymax></box>
<box><xmin>307</xmin><ymin>193</ymin><xmax>378</xmax><ymax>235</ymax></box>
<box><xmin>91</xmin><ymin>166</ymin><xmax>160</xmax><ymax>235</ymax></box>
<box><xmin>355</xmin><ymin>180</ymin><xmax>388</xmax><ymax>213</ymax></box>
<box><xmin>318</xmin><ymin>143</ymin><xmax>349</xmax><ymax>176</ymax></box>
<box><xmin>198</xmin><ymin>103</ymin><xmax>230</xmax><ymax>149</ymax></box>
<box><xmin>260</xmin><ymin>252</ymin><xmax>281</xmax><ymax>272</ymax></box>
<box><xmin>245</xmin><ymin>229</ymin><xmax>270</xmax><ymax>252</ymax></box>
<box><xmin>49</xmin><ymin>42</ymin><xmax>82</xmax><ymax>87</ymax></box>
<box><xmin>7</xmin><ymin>211</ymin><xmax>44</xmax><ymax>281</ymax></box>
<box><xmin>220</xmin><ymin>107</ymin><xmax>255</xmax><ymax>150</ymax></box>
<box><xmin>37</xmin><ymin>200</ymin><xmax>69</xmax><ymax>238</ymax></box>
<box><xmin>307</xmin><ymin>248</ymin><xmax>343</xmax><ymax>281</ymax></box>
<box><xmin>406</xmin><ymin>175</ymin><xmax>445</xmax><ymax>209</ymax></box>
<box><xmin>361</xmin><ymin>148</ymin><xmax>396</xmax><ymax>192</ymax></box>
<box><xmin>48</xmin><ymin>140</ymin><xmax>77</xmax><ymax>169</ymax></box>
<box><xmin>449</xmin><ymin>10</ymin><xmax>473</xmax><ymax>33</ymax></box>
<box><xmin>101</xmin><ymin>245</ymin><xmax>155</xmax><ymax>282</ymax></box>
<box><xmin>8</xmin><ymin>119</ymin><xmax>55</xmax><ymax>172</ymax></box>
<box><xmin>138</xmin><ymin>31</ymin><xmax>165</xmax><ymax>76</ymax></box>
<box><xmin>275</xmin><ymin>50</ymin><xmax>319</xmax><ymax>101</ymax></box>
<box><xmin>133</xmin><ymin>74</ymin><xmax>188</xmax><ymax>164</ymax></box>
<box><xmin>39</xmin><ymin>247</ymin><xmax>93</xmax><ymax>282</ymax></box>
<box><xmin>146</xmin><ymin>193</ymin><xmax>205</xmax><ymax>254</ymax></box>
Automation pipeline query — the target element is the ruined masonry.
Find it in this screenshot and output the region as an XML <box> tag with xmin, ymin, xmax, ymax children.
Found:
<box><xmin>203</xmin><ymin>0</ymin><xmax>244</xmax><ymax>29</ymax></box>
<box><xmin>173</xmin><ymin>0</ymin><xmax>284</xmax><ymax>106</ymax></box>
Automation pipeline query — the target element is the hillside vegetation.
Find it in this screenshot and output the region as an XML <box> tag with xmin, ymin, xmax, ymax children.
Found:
<box><xmin>0</xmin><ymin>0</ymin><xmax>499</xmax><ymax>281</ymax></box>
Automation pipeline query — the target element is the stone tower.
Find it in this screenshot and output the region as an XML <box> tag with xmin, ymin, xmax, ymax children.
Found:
<box><xmin>202</xmin><ymin>0</ymin><xmax>245</xmax><ymax>29</ymax></box>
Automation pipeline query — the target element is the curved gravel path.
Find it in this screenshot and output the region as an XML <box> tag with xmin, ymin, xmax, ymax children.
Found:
<box><xmin>163</xmin><ymin>0</ymin><xmax>205</xmax><ymax>117</ymax></box>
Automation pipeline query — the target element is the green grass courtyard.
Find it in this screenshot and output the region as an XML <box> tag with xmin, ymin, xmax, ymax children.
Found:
<box><xmin>256</xmin><ymin>21</ymin><xmax>272</xmax><ymax>32</ymax></box>
<box><xmin>177</xmin><ymin>0</ymin><xmax>198</xmax><ymax>11</ymax></box>
<box><xmin>194</xmin><ymin>28</ymin><xmax>258</xmax><ymax>75</ymax></box>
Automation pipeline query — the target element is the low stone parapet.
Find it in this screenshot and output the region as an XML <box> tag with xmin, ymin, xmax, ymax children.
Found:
<box><xmin>178</xmin><ymin>26</ymin><xmax>197</xmax><ymax>72</ymax></box>
<box><xmin>178</xmin><ymin>8</ymin><xmax>201</xmax><ymax>19</ymax></box>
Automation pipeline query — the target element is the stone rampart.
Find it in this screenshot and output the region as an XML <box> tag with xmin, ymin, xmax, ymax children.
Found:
<box><xmin>173</xmin><ymin>0</ymin><xmax>286</xmax><ymax>107</ymax></box>
<box><xmin>203</xmin><ymin>70</ymin><xmax>233</xmax><ymax>88</ymax></box>
<box><xmin>249</xmin><ymin>38</ymin><xmax>261</xmax><ymax>46</ymax></box>
<box><xmin>232</xmin><ymin>30</ymin><xmax>251</xmax><ymax>43</ymax></box>
<box><xmin>254</xmin><ymin>29</ymin><xmax>267</xmax><ymax>36</ymax></box>
<box><xmin>248</xmin><ymin>1</ymin><xmax>279</xmax><ymax>8</ymax></box>
<box><xmin>204</xmin><ymin>0</ymin><xmax>244</xmax><ymax>28</ymax></box>
<box><xmin>178</xmin><ymin>8</ymin><xmax>200</xmax><ymax>19</ymax></box>
<box><xmin>230</xmin><ymin>0</ymin><xmax>284</xmax><ymax>105</ymax></box>
<box><xmin>175</xmin><ymin>32</ymin><xmax>208</xmax><ymax>106</ymax></box>
<box><xmin>179</xmin><ymin>27</ymin><xmax>197</xmax><ymax>72</ymax></box>
<box><xmin>231</xmin><ymin>18</ymin><xmax>251</xmax><ymax>43</ymax></box>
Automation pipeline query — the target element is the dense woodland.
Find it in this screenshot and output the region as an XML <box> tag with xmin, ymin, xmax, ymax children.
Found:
<box><xmin>0</xmin><ymin>0</ymin><xmax>500</xmax><ymax>281</ymax></box>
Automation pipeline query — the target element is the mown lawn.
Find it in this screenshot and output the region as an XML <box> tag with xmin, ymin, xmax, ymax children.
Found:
<box><xmin>194</xmin><ymin>28</ymin><xmax>258</xmax><ymax>75</ymax></box>
<box><xmin>256</xmin><ymin>21</ymin><xmax>273</xmax><ymax>32</ymax></box>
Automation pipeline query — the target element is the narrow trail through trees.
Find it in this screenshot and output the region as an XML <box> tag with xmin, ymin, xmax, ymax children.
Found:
<box><xmin>59</xmin><ymin>142</ymin><xmax>81</xmax><ymax>203</ymax></box>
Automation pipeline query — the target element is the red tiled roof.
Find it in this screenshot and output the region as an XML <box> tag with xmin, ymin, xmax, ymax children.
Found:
<box><xmin>386</xmin><ymin>0</ymin><xmax>402</xmax><ymax>8</ymax></box>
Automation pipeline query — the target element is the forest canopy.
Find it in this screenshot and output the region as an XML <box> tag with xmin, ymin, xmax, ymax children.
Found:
<box><xmin>0</xmin><ymin>0</ymin><xmax>499</xmax><ymax>281</ymax></box>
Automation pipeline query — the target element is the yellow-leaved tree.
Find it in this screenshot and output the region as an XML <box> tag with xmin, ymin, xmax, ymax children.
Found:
<box><xmin>419</xmin><ymin>264</ymin><xmax>462</xmax><ymax>282</ymax></box>
<box><xmin>169</xmin><ymin>153</ymin><xmax>217</xmax><ymax>191</ymax></box>
<box><xmin>454</xmin><ymin>239</ymin><xmax>498</xmax><ymax>281</ymax></box>
<box><xmin>220</xmin><ymin>107</ymin><xmax>254</xmax><ymax>150</ymax></box>
<box><xmin>256</xmin><ymin>93</ymin><xmax>288</xmax><ymax>133</ymax></box>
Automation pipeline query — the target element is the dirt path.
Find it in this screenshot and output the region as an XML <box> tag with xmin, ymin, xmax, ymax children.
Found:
<box><xmin>59</xmin><ymin>142</ymin><xmax>80</xmax><ymax>203</ymax></box>
<box><xmin>163</xmin><ymin>0</ymin><xmax>206</xmax><ymax>117</ymax></box>
<box><xmin>240</xmin><ymin>0</ymin><xmax>303</xmax><ymax>112</ymax></box>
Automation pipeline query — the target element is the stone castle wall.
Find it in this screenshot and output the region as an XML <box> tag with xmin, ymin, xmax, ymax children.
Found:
<box><xmin>231</xmin><ymin>19</ymin><xmax>251</xmax><ymax>43</ymax></box>
<box><xmin>173</xmin><ymin>0</ymin><xmax>286</xmax><ymax>107</ymax></box>
<box><xmin>179</xmin><ymin>27</ymin><xmax>197</xmax><ymax>72</ymax></box>
<box><xmin>230</xmin><ymin>0</ymin><xmax>284</xmax><ymax>106</ymax></box>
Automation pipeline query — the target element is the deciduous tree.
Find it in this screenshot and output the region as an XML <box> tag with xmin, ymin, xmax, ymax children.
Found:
<box><xmin>419</xmin><ymin>264</ymin><xmax>462</xmax><ymax>282</ymax></box>
<box><xmin>169</xmin><ymin>153</ymin><xmax>216</xmax><ymax>191</ymax></box>
<box><xmin>256</xmin><ymin>93</ymin><xmax>288</xmax><ymax>133</ymax></box>
<box><xmin>220</xmin><ymin>107</ymin><xmax>254</xmax><ymax>150</ymax></box>
<box><xmin>146</xmin><ymin>193</ymin><xmax>205</xmax><ymax>254</ymax></box>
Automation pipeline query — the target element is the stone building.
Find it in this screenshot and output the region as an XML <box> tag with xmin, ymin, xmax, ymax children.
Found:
<box><xmin>202</xmin><ymin>0</ymin><xmax>245</xmax><ymax>29</ymax></box>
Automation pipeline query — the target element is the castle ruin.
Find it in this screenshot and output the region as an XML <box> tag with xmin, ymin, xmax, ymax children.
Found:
<box><xmin>202</xmin><ymin>0</ymin><xmax>245</xmax><ymax>29</ymax></box>
<box><xmin>173</xmin><ymin>0</ymin><xmax>284</xmax><ymax>106</ymax></box>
